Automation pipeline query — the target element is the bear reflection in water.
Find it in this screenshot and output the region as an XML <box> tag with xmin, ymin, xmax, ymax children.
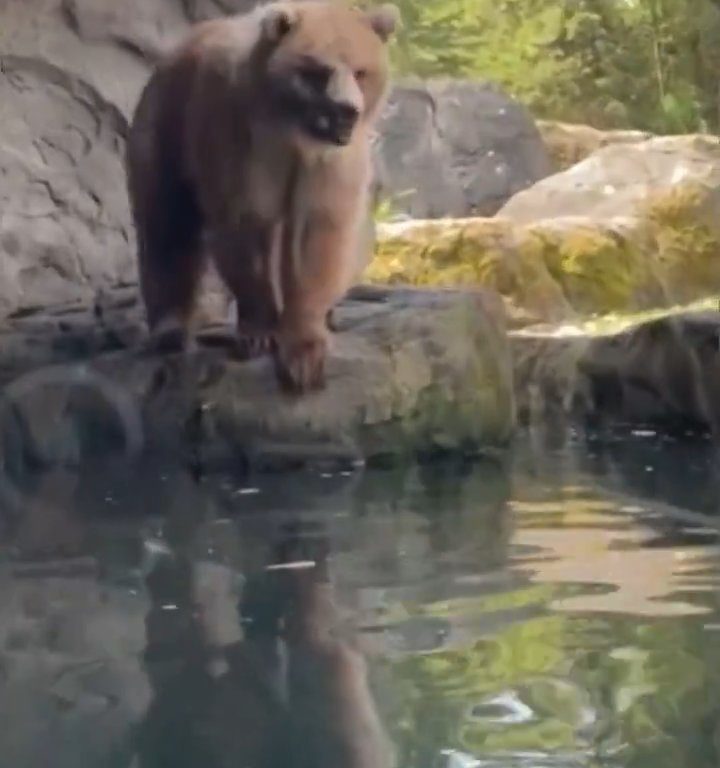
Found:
<box><xmin>138</xmin><ymin>532</ymin><xmax>393</xmax><ymax>768</ymax></box>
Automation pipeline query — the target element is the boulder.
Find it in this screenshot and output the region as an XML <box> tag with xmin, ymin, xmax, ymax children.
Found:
<box><xmin>498</xmin><ymin>134</ymin><xmax>720</xmax><ymax>224</ymax></box>
<box><xmin>536</xmin><ymin>120</ymin><xmax>653</xmax><ymax>172</ymax></box>
<box><xmin>578</xmin><ymin>310</ymin><xmax>720</xmax><ymax>433</ymax></box>
<box><xmin>373</xmin><ymin>80</ymin><xmax>553</xmax><ymax>219</ymax></box>
<box><xmin>369</xmin><ymin>136</ymin><xmax>720</xmax><ymax>320</ymax></box>
<box><xmin>368</xmin><ymin>217</ymin><xmax>573</xmax><ymax>324</ymax></box>
<box><xmin>512</xmin><ymin>308</ymin><xmax>720</xmax><ymax>435</ymax></box>
<box><xmin>0</xmin><ymin>286</ymin><xmax>515</xmax><ymax>484</ymax></box>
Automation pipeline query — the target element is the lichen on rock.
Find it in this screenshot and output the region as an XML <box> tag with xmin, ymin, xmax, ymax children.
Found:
<box><xmin>640</xmin><ymin>181</ymin><xmax>720</xmax><ymax>304</ymax></box>
<box><xmin>368</xmin><ymin>136</ymin><xmax>720</xmax><ymax>324</ymax></box>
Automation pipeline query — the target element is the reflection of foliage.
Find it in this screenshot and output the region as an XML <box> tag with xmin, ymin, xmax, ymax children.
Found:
<box><xmin>384</xmin><ymin>0</ymin><xmax>720</xmax><ymax>133</ymax></box>
<box><xmin>382</xmin><ymin>602</ymin><xmax>720</xmax><ymax>768</ymax></box>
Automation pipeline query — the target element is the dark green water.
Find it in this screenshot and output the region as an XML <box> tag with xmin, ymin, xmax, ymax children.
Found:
<box><xmin>1</xmin><ymin>428</ymin><xmax>719</xmax><ymax>768</ymax></box>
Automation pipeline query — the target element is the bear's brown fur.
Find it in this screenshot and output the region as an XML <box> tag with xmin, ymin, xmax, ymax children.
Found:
<box><xmin>126</xmin><ymin>0</ymin><xmax>398</xmax><ymax>391</ymax></box>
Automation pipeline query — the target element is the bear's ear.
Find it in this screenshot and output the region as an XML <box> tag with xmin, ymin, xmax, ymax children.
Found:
<box><xmin>260</xmin><ymin>4</ymin><xmax>299</xmax><ymax>45</ymax></box>
<box><xmin>364</xmin><ymin>3</ymin><xmax>400</xmax><ymax>42</ymax></box>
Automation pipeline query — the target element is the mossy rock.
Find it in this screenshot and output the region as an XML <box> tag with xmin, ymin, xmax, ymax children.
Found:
<box><xmin>65</xmin><ymin>288</ymin><xmax>515</xmax><ymax>470</ymax></box>
<box><xmin>536</xmin><ymin>120</ymin><xmax>652</xmax><ymax>172</ymax></box>
<box><xmin>367</xmin><ymin>180</ymin><xmax>720</xmax><ymax>322</ymax></box>
<box><xmin>641</xmin><ymin>182</ymin><xmax>720</xmax><ymax>303</ymax></box>
<box><xmin>368</xmin><ymin>218</ymin><xmax>571</xmax><ymax>323</ymax></box>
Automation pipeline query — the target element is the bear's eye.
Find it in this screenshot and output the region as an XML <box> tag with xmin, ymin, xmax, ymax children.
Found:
<box><xmin>298</xmin><ymin>64</ymin><xmax>331</xmax><ymax>92</ymax></box>
<box><xmin>354</xmin><ymin>68</ymin><xmax>368</xmax><ymax>82</ymax></box>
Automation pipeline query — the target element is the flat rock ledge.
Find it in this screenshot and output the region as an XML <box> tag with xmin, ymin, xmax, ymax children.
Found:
<box><xmin>0</xmin><ymin>285</ymin><xmax>515</xmax><ymax>482</ymax></box>
<box><xmin>513</xmin><ymin>309</ymin><xmax>720</xmax><ymax>436</ymax></box>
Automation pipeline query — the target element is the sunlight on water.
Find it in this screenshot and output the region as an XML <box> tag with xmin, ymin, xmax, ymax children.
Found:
<box><xmin>511</xmin><ymin>491</ymin><xmax>720</xmax><ymax>616</ymax></box>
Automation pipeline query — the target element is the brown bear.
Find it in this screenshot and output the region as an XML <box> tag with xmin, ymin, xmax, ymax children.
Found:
<box><xmin>126</xmin><ymin>0</ymin><xmax>399</xmax><ymax>392</ymax></box>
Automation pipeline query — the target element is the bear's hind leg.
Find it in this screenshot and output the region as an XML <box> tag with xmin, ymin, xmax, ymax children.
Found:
<box><xmin>134</xmin><ymin>174</ymin><xmax>205</xmax><ymax>353</ymax></box>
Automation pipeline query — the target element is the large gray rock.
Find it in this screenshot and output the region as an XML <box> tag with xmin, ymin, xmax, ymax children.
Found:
<box><xmin>513</xmin><ymin>310</ymin><xmax>720</xmax><ymax>435</ymax></box>
<box><xmin>373</xmin><ymin>80</ymin><xmax>552</xmax><ymax>219</ymax></box>
<box><xmin>0</xmin><ymin>54</ymin><xmax>134</xmax><ymax>317</ymax></box>
<box><xmin>498</xmin><ymin>134</ymin><xmax>720</xmax><ymax>224</ymax></box>
<box><xmin>0</xmin><ymin>286</ymin><xmax>515</xmax><ymax>480</ymax></box>
<box><xmin>0</xmin><ymin>0</ymin><xmax>258</xmax><ymax>321</ymax></box>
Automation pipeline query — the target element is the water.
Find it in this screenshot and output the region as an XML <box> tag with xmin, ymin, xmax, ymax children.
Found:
<box><xmin>1</xmin><ymin>429</ymin><xmax>720</xmax><ymax>768</ymax></box>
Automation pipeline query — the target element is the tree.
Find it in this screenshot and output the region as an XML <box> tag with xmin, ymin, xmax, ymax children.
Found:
<box><xmin>387</xmin><ymin>0</ymin><xmax>720</xmax><ymax>134</ymax></box>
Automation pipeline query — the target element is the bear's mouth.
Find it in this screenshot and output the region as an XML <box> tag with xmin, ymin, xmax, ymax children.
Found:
<box><xmin>303</xmin><ymin>104</ymin><xmax>358</xmax><ymax>146</ymax></box>
<box><xmin>274</xmin><ymin>83</ymin><xmax>360</xmax><ymax>146</ymax></box>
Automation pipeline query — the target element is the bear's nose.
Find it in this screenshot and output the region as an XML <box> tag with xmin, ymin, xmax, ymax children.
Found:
<box><xmin>330</xmin><ymin>102</ymin><xmax>359</xmax><ymax>144</ymax></box>
<box><xmin>335</xmin><ymin>102</ymin><xmax>359</xmax><ymax>121</ymax></box>
<box><xmin>334</xmin><ymin>101</ymin><xmax>359</xmax><ymax>129</ymax></box>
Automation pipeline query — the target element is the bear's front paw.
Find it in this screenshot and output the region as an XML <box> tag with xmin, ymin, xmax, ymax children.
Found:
<box><xmin>273</xmin><ymin>328</ymin><xmax>329</xmax><ymax>393</ymax></box>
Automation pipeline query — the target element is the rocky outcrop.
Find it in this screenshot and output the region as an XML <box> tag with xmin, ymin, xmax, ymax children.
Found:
<box><xmin>536</xmin><ymin>120</ymin><xmax>653</xmax><ymax>172</ymax></box>
<box><xmin>512</xmin><ymin>309</ymin><xmax>720</xmax><ymax>435</ymax></box>
<box><xmin>497</xmin><ymin>134</ymin><xmax>720</xmax><ymax>224</ymax></box>
<box><xmin>366</xmin><ymin>134</ymin><xmax>720</xmax><ymax>436</ymax></box>
<box><xmin>369</xmin><ymin>135</ymin><xmax>720</xmax><ymax>322</ymax></box>
<box><xmin>0</xmin><ymin>286</ymin><xmax>515</xmax><ymax>494</ymax></box>
<box><xmin>373</xmin><ymin>80</ymin><xmax>552</xmax><ymax>219</ymax></box>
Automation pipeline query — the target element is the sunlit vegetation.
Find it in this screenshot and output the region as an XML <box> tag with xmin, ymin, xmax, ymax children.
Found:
<box><xmin>387</xmin><ymin>0</ymin><xmax>720</xmax><ymax>134</ymax></box>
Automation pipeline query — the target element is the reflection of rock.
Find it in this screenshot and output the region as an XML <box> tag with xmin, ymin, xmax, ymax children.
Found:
<box><xmin>0</xmin><ymin>442</ymin><xmax>514</xmax><ymax>766</ymax></box>
<box><xmin>0</xmin><ymin>569</ymin><xmax>150</xmax><ymax>768</ymax></box>
<box><xmin>373</xmin><ymin>81</ymin><xmax>552</xmax><ymax>218</ymax></box>
<box><xmin>370</xmin><ymin>136</ymin><xmax>720</xmax><ymax>321</ymax></box>
<box><xmin>571</xmin><ymin>415</ymin><xmax>720</xmax><ymax>519</ymax></box>
<box><xmin>512</xmin><ymin>491</ymin><xmax>717</xmax><ymax>617</ymax></box>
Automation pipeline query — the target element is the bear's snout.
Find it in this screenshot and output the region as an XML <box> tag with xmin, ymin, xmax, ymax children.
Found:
<box><xmin>306</xmin><ymin>99</ymin><xmax>359</xmax><ymax>146</ymax></box>
<box><xmin>329</xmin><ymin>101</ymin><xmax>359</xmax><ymax>144</ymax></box>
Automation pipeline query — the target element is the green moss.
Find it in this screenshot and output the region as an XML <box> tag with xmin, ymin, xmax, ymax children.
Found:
<box><xmin>354</xmin><ymin>298</ymin><xmax>515</xmax><ymax>456</ymax></box>
<box><xmin>641</xmin><ymin>182</ymin><xmax>720</xmax><ymax>301</ymax></box>
<box><xmin>529</xmin><ymin>224</ymin><xmax>655</xmax><ymax>313</ymax></box>
<box><xmin>369</xmin><ymin>220</ymin><xmax>568</xmax><ymax>320</ymax></box>
<box><xmin>367</xmin><ymin>180</ymin><xmax>720</xmax><ymax>323</ymax></box>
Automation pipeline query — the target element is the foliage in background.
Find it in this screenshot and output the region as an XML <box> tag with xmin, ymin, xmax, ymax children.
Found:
<box><xmin>387</xmin><ymin>0</ymin><xmax>720</xmax><ymax>134</ymax></box>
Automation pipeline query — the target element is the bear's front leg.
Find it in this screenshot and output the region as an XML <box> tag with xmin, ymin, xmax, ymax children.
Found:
<box><xmin>274</xmin><ymin>217</ymin><xmax>356</xmax><ymax>393</ymax></box>
<box><xmin>210</xmin><ymin>221</ymin><xmax>280</xmax><ymax>360</ymax></box>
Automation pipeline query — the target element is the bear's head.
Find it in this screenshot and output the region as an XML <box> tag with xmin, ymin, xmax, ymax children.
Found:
<box><xmin>256</xmin><ymin>0</ymin><xmax>399</xmax><ymax>148</ymax></box>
